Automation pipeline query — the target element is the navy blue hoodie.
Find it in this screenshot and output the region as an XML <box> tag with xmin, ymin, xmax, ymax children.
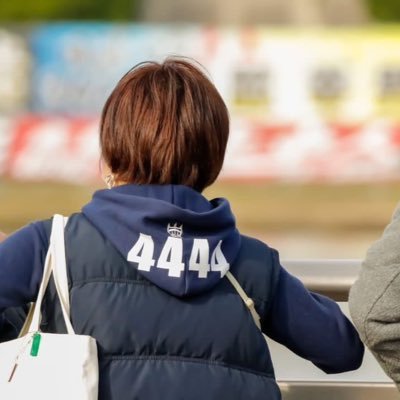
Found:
<box><xmin>0</xmin><ymin>184</ymin><xmax>364</xmax><ymax>378</ymax></box>
<box><xmin>82</xmin><ymin>185</ymin><xmax>241</xmax><ymax>297</ymax></box>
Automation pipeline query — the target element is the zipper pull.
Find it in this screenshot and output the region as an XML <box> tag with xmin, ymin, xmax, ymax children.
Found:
<box><xmin>30</xmin><ymin>332</ymin><xmax>41</xmax><ymax>357</ymax></box>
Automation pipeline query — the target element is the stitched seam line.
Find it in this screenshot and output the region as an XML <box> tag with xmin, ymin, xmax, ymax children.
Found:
<box><xmin>71</xmin><ymin>279</ymin><xmax>269</xmax><ymax>306</ymax></box>
<box><xmin>71</xmin><ymin>278</ymin><xmax>151</xmax><ymax>287</ymax></box>
<box><xmin>102</xmin><ymin>354</ymin><xmax>274</xmax><ymax>379</ymax></box>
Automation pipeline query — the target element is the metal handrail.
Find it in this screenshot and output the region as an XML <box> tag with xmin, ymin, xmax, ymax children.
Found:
<box><xmin>282</xmin><ymin>259</ymin><xmax>362</xmax><ymax>301</ymax></box>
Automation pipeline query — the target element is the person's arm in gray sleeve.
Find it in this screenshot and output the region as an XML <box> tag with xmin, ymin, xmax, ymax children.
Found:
<box><xmin>349</xmin><ymin>205</ymin><xmax>400</xmax><ymax>388</ymax></box>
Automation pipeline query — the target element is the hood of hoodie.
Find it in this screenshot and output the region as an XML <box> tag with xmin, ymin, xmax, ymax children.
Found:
<box><xmin>82</xmin><ymin>184</ymin><xmax>241</xmax><ymax>297</ymax></box>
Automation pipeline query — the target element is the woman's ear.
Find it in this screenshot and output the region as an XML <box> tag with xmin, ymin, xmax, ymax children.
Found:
<box><xmin>100</xmin><ymin>159</ymin><xmax>115</xmax><ymax>189</ymax></box>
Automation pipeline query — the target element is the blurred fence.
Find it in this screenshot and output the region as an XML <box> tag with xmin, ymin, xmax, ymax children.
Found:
<box><xmin>1</xmin><ymin>24</ymin><xmax>400</xmax><ymax>183</ymax></box>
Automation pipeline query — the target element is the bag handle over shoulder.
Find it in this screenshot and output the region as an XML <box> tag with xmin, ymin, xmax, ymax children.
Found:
<box><xmin>226</xmin><ymin>271</ymin><xmax>268</xmax><ymax>343</ymax></box>
<box><xmin>20</xmin><ymin>215</ymin><xmax>74</xmax><ymax>336</ymax></box>
<box><xmin>51</xmin><ymin>215</ymin><xmax>73</xmax><ymax>328</ymax></box>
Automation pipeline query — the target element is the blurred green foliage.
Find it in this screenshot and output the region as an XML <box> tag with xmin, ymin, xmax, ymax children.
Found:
<box><xmin>0</xmin><ymin>0</ymin><xmax>138</xmax><ymax>21</ymax></box>
<box><xmin>366</xmin><ymin>0</ymin><xmax>400</xmax><ymax>21</ymax></box>
<box><xmin>1</xmin><ymin>1</ymin><xmax>400</xmax><ymax>24</ymax></box>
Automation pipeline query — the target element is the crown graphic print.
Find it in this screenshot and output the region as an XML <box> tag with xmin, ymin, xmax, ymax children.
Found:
<box><xmin>167</xmin><ymin>223</ymin><xmax>183</xmax><ymax>238</ymax></box>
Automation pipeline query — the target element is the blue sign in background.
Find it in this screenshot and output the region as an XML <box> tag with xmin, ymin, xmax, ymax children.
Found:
<box><xmin>30</xmin><ymin>23</ymin><xmax>203</xmax><ymax>115</ymax></box>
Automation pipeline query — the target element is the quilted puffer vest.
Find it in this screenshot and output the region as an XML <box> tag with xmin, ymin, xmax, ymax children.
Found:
<box><xmin>41</xmin><ymin>214</ymin><xmax>282</xmax><ymax>400</ymax></box>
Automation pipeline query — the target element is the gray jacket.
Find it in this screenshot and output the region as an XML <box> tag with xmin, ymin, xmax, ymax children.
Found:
<box><xmin>349</xmin><ymin>205</ymin><xmax>400</xmax><ymax>389</ymax></box>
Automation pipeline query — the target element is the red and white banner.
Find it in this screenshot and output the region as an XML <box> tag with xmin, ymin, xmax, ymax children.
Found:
<box><xmin>1</xmin><ymin>115</ymin><xmax>400</xmax><ymax>183</ymax></box>
<box><xmin>0</xmin><ymin>116</ymin><xmax>99</xmax><ymax>183</ymax></box>
<box><xmin>225</xmin><ymin>119</ymin><xmax>400</xmax><ymax>182</ymax></box>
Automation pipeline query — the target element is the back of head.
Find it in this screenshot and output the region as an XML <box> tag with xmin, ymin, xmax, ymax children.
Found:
<box><xmin>100</xmin><ymin>57</ymin><xmax>230</xmax><ymax>192</ymax></box>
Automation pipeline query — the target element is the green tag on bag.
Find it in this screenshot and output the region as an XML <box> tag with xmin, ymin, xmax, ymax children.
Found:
<box><xmin>30</xmin><ymin>333</ymin><xmax>41</xmax><ymax>357</ymax></box>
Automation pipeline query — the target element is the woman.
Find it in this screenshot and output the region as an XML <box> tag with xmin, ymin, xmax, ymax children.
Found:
<box><xmin>0</xmin><ymin>58</ymin><xmax>363</xmax><ymax>399</ymax></box>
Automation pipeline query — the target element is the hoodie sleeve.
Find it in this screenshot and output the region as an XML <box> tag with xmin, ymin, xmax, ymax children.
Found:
<box><xmin>263</xmin><ymin>254</ymin><xmax>364</xmax><ymax>374</ymax></box>
<box><xmin>0</xmin><ymin>221</ymin><xmax>50</xmax><ymax>340</ymax></box>
<box><xmin>349</xmin><ymin>205</ymin><xmax>400</xmax><ymax>388</ymax></box>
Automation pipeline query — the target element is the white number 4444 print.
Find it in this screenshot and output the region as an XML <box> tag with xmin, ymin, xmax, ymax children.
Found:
<box><xmin>127</xmin><ymin>233</ymin><xmax>230</xmax><ymax>279</ymax></box>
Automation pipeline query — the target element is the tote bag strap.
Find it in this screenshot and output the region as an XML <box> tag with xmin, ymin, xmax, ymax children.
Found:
<box><xmin>22</xmin><ymin>215</ymin><xmax>74</xmax><ymax>336</ymax></box>
<box><xmin>18</xmin><ymin>303</ymin><xmax>35</xmax><ymax>337</ymax></box>
<box><xmin>22</xmin><ymin>238</ymin><xmax>55</xmax><ymax>335</ymax></box>
<box><xmin>51</xmin><ymin>215</ymin><xmax>74</xmax><ymax>334</ymax></box>
<box><xmin>226</xmin><ymin>271</ymin><xmax>262</xmax><ymax>330</ymax></box>
<box><xmin>226</xmin><ymin>272</ymin><xmax>269</xmax><ymax>343</ymax></box>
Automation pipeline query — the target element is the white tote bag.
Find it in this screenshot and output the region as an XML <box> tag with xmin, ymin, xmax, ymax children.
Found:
<box><xmin>0</xmin><ymin>214</ymin><xmax>98</xmax><ymax>400</ymax></box>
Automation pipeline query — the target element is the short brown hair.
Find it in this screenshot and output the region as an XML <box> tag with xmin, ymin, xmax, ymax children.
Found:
<box><xmin>100</xmin><ymin>57</ymin><xmax>229</xmax><ymax>192</ymax></box>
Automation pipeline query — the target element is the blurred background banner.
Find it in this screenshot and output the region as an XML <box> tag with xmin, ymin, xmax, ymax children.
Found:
<box><xmin>1</xmin><ymin>24</ymin><xmax>400</xmax><ymax>183</ymax></box>
<box><xmin>0</xmin><ymin>28</ymin><xmax>31</xmax><ymax>114</ymax></box>
<box><xmin>1</xmin><ymin>116</ymin><xmax>399</xmax><ymax>183</ymax></box>
<box><xmin>2</xmin><ymin>116</ymin><xmax>99</xmax><ymax>183</ymax></box>
<box><xmin>30</xmin><ymin>23</ymin><xmax>205</xmax><ymax>114</ymax></box>
<box><xmin>1</xmin><ymin>0</ymin><xmax>400</xmax><ymax>257</ymax></box>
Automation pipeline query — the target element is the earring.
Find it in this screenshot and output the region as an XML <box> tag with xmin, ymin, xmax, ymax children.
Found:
<box><xmin>104</xmin><ymin>174</ymin><xmax>115</xmax><ymax>189</ymax></box>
